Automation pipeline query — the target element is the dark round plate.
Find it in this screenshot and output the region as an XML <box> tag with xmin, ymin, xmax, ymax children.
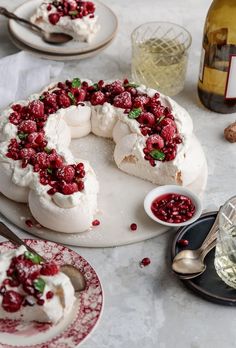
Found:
<box><xmin>172</xmin><ymin>211</ymin><xmax>236</xmax><ymax>306</ymax></box>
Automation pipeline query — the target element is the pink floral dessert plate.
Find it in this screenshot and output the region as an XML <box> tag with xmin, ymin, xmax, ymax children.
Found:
<box><xmin>0</xmin><ymin>239</ymin><xmax>103</xmax><ymax>348</ymax></box>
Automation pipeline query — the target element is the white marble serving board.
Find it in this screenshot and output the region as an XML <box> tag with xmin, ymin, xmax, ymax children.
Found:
<box><xmin>0</xmin><ymin>134</ymin><xmax>208</xmax><ymax>247</ymax></box>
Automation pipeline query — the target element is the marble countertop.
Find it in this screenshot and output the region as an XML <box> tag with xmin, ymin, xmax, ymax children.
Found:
<box><xmin>0</xmin><ymin>0</ymin><xmax>236</xmax><ymax>347</ymax></box>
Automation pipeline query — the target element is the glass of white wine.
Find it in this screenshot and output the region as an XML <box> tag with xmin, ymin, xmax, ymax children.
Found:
<box><xmin>131</xmin><ymin>22</ymin><xmax>192</xmax><ymax>96</ymax></box>
<box><xmin>215</xmin><ymin>196</ymin><xmax>236</xmax><ymax>289</ymax></box>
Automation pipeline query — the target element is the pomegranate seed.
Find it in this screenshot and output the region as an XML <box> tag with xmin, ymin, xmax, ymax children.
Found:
<box><xmin>47</xmin><ymin>4</ymin><xmax>52</xmax><ymax>11</ymax></box>
<box><xmin>48</xmin><ymin>13</ymin><xmax>60</xmax><ymax>25</ymax></box>
<box><xmin>25</xmin><ymin>219</ymin><xmax>33</xmax><ymax>228</ymax></box>
<box><xmin>76</xmin><ymin>162</ymin><xmax>84</xmax><ymax>171</ymax></box>
<box><xmin>47</xmin><ymin>188</ymin><xmax>57</xmax><ymax>195</ymax></box>
<box><xmin>130</xmin><ymin>223</ymin><xmax>137</xmax><ymax>231</ymax></box>
<box><xmin>178</xmin><ymin>239</ymin><xmax>189</xmax><ymax>247</ymax></box>
<box><xmin>92</xmin><ymin>219</ymin><xmax>100</xmax><ymax>226</ymax></box>
<box><xmin>37</xmin><ymin>299</ymin><xmax>45</xmax><ymax>306</ymax></box>
<box><xmin>46</xmin><ymin>291</ymin><xmax>54</xmax><ymax>299</ymax></box>
<box><xmin>77</xmin><ymin>181</ymin><xmax>84</xmax><ymax>191</ymax></box>
<box><xmin>140</xmin><ymin>257</ymin><xmax>151</xmax><ymax>267</ymax></box>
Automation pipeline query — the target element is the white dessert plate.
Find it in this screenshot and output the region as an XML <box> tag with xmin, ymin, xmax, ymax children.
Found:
<box><xmin>0</xmin><ymin>134</ymin><xmax>208</xmax><ymax>248</ymax></box>
<box><xmin>8</xmin><ymin>27</ymin><xmax>114</xmax><ymax>61</ymax></box>
<box><xmin>0</xmin><ymin>239</ymin><xmax>103</xmax><ymax>348</ymax></box>
<box><xmin>9</xmin><ymin>0</ymin><xmax>118</xmax><ymax>55</ymax></box>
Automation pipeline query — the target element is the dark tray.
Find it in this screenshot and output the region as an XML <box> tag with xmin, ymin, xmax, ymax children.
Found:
<box><xmin>171</xmin><ymin>211</ymin><xmax>236</xmax><ymax>306</ymax></box>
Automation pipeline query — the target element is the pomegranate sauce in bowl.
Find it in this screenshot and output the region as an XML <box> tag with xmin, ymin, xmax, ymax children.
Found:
<box><xmin>151</xmin><ymin>193</ymin><xmax>195</xmax><ymax>224</ymax></box>
<box><xmin>144</xmin><ymin>185</ymin><xmax>202</xmax><ymax>227</ymax></box>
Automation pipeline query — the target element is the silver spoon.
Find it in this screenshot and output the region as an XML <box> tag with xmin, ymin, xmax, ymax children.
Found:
<box><xmin>0</xmin><ymin>7</ymin><xmax>73</xmax><ymax>44</ymax></box>
<box><xmin>175</xmin><ymin>239</ymin><xmax>217</xmax><ymax>279</ymax></box>
<box><xmin>172</xmin><ymin>238</ymin><xmax>217</xmax><ymax>275</ymax></box>
<box><xmin>0</xmin><ymin>222</ymin><xmax>86</xmax><ymax>292</ymax></box>
<box><xmin>173</xmin><ymin>209</ymin><xmax>220</xmax><ymax>262</ymax></box>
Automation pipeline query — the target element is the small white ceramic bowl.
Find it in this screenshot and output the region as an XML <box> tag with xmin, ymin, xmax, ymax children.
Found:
<box><xmin>144</xmin><ymin>185</ymin><xmax>202</xmax><ymax>227</ymax></box>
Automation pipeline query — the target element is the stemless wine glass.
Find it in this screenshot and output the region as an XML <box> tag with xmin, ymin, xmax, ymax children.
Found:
<box><xmin>131</xmin><ymin>22</ymin><xmax>192</xmax><ymax>96</ymax></box>
<box><xmin>214</xmin><ymin>196</ymin><xmax>236</xmax><ymax>289</ymax></box>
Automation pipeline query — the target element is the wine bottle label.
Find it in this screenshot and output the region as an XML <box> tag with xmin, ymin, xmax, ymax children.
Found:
<box><xmin>199</xmin><ymin>48</ymin><xmax>205</xmax><ymax>82</ymax></box>
<box><xmin>225</xmin><ymin>55</ymin><xmax>236</xmax><ymax>100</ymax></box>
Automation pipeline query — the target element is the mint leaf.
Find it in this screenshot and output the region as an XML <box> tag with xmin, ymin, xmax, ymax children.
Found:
<box><xmin>157</xmin><ymin>116</ymin><xmax>165</xmax><ymax>124</ymax></box>
<box><xmin>33</xmin><ymin>278</ymin><xmax>46</xmax><ymax>293</ymax></box>
<box><xmin>72</xmin><ymin>78</ymin><xmax>81</xmax><ymax>88</ymax></box>
<box><xmin>150</xmin><ymin>149</ymin><xmax>165</xmax><ymax>161</ymax></box>
<box><xmin>128</xmin><ymin>108</ymin><xmax>142</xmax><ymax>119</ymax></box>
<box><xmin>44</xmin><ymin>147</ymin><xmax>51</xmax><ymax>154</ymax></box>
<box><xmin>24</xmin><ymin>251</ymin><xmax>43</xmax><ymax>264</ymax></box>
<box><xmin>92</xmin><ymin>83</ymin><xmax>99</xmax><ymax>91</ymax></box>
<box><xmin>18</xmin><ymin>132</ymin><xmax>27</xmax><ymax>140</ymax></box>
<box><xmin>69</xmin><ymin>10</ymin><xmax>78</xmax><ymax>15</ymax></box>
<box><xmin>68</xmin><ymin>92</ymin><xmax>76</xmax><ymax>105</ymax></box>
<box><xmin>39</xmin><ymin>95</ymin><xmax>45</xmax><ymax>101</ymax></box>
<box><xmin>47</xmin><ymin>168</ymin><xmax>53</xmax><ymax>174</ymax></box>
<box><xmin>124</xmin><ymin>82</ymin><xmax>139</xmax><ymax>88</ymax></box>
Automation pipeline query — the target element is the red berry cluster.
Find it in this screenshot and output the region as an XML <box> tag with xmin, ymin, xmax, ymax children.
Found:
<box><xmin>5</xmin><ymin>78</ymin><xmax>181</xmax><ymax>200</ymax></box>
<box><xmin>84</xmin><ymin>78</ymin><xmax>182</xmax><ymax>165</ymax></box>
<box><xmin>48</xmin><ymin>0</ymin><xmax>96</xmax><ymax>25</ymax></box>
<box><xmin>6</xmin><ymin>80</ymin><xmax>87</xmax><ymax>196</ymax></box>
<box><xmin>151</xmin><ymin>193</ymin><xmax>195</xmax><ymax>223</ymax></box>
<box><xmin>0</xmin><ymin>253</ymin><xmax>59</xmax><ymax>313</ymax></box>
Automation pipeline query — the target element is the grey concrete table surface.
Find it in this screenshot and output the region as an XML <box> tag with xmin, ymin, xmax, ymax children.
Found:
<box><xmin>0</xmin><ymin>0</ymin><xmax>235</xmax><ymax>347</ymax></box>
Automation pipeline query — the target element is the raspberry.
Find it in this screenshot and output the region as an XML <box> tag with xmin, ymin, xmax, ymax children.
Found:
<box><xmin>106</xmin><ymin>80</ymin><xmax>125</xmax><ymax>95</ymax></box>
<box><xmin>90</xmin><ymin>91</ymin><xmax>106</xmax><ymax>106</ymax></box>
<box><xmin>9</xmin><ymin>112</ymin><xmax>21</xmax><ymax>125</ymax></box>
<box><xmin>133</xmin><ymin>95</ymin><xmax>150</xmax><ymax>108</ymax></box>
<box><xmin>27</xmin><ymin>132</ymin><xmax>45</xmax><ymax>147</ymax></box>
<box><xmin>40</xmin><ymin>262</ymin><xmax>60</xmax><ymax>276</ymax></box>
<box><xmin>61</xmin><ymin>182</ymin><xmax>78</xmax><ymax>195</ymax></box>
<box><xmin>48</xmin><ymin>13</ymin><xmax>60</xmax><ymax>25</ymax></box>
<box><xmin>146</xmin><ymin>134</ymin><xmax>164</xmax><ymax>151</ymax></box>
<box><xmin>19</xmin><ymin>148</ymin><xmax>36</xmax><ymax>160</ymax></box>
<box><xmin>35</xmin><ymin>152</ymin><xmax>50</xmax><ymax>169</ymax></box>
<box><xmin>113</xmin><ymin>92</ymin><xmax>132</xmax><ymax>109</ymax></box>
<box><xmin>159</xmin><ymin>117</ymin><xmax>176</xmax><ymax>128</ymax></box>
<box><xmin>28</xmin><ymin>100</ymin><xmax>45</xmax><ymax>119</ymax></box>
<box><xmin>2</xmin><ymin>291</ymin><xmax>24</xmax><ymax>312</ymax></box>
<box><xmin>56</xmin><ymin>165</ymin><xmax>75</xmax><ymax>183</ymax></box>
<box><xmin>75</xmin><ymin>89</ymin><xmax>86</xmax><ymax>102</ymax></box>
<box><xmin>18</xmin><ymin>120</ymin><xmax>37</xmax><ymax>133</ymax></box>
<box><xmin>57</xmin><ymin>94</ymin><xmax>71</xmax><ymax>108</ymax></box>
<box><xmin>161</xmin><ymin>125</ymin><xmax>176</xmax><ymax>142</ymax></box>
<box><xmin>43</xmin><ymin>93</ymin><xmax>58</xmax><ymax>110</ymax></box>
<box><xmin>138</xmin><ymin>112</ymin><xmax>156</xmax><ymax>127</ymax></box>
